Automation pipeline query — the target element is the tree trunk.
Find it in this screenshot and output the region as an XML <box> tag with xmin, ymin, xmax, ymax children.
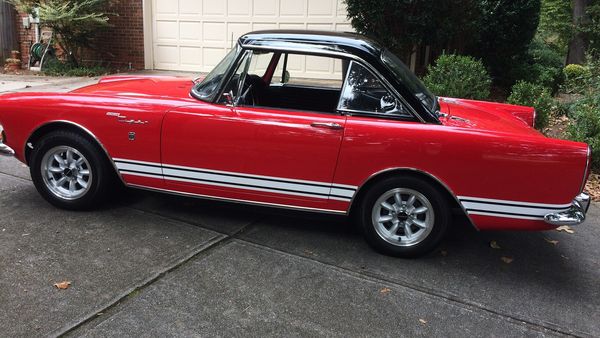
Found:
<box><xmin>566</xmin><ymin>0</ymin><xmax>591</xmax><ymax>65</ymax></box>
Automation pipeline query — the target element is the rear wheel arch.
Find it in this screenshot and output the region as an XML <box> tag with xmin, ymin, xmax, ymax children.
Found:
<box><xmin>25</xmin><ymin>121</ymin><xmax>123</xmax><ymax>184</ymax></box>
<box><xmin>349</xmin><ymin>168</ymin><xmax>470</xmax><ymax>224</ymax></box>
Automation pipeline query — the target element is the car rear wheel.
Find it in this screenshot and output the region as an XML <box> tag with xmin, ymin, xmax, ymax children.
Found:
<box><xmin>358</xmin><ymin>176</ymin><xmax>450</xmax><ymax>257</ymax></box>
<box><xmin>30</xmin><ymin>130</ymin><xmax>113</xmax><ymax>210</ymax></box>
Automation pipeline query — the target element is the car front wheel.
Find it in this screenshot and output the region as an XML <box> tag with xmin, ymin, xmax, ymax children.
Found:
<box><xmin>358</xmin><ymin>176</ymin><xmax>450</xmax><ymax>257</ymax></box>
<box><xmin>30</xmin><ymin>130</ymin><xmax>112</xmax><ymax>210</ymax></box>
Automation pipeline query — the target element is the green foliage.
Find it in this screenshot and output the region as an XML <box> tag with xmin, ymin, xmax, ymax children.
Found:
<box><xmin>509</xmin><ymin>37</ymin><xmax>565</xmax><ymax>92</ymax></box>
<box><xmin>537</xmin><ymin>0</ymin><xmax>573</xmax><ymax>54</ymax></box>
<box><xmin>344</xmin><ymin>0</ymin><xmax>479</xmax><ymax>60</ymax></box>
<box><xmin>507</xmin><ymin>81</ymin><xmax>555</xmax><ymax>129</ymax></box>
<box><xmin>43</xmin><ymin>59</ymin><xmax>107</xmax><ymax>77</ymax></box>
<box><xmin>423</xmin><ymin>54</ymin><xmax>491</xmax><ymax>100</ymax></box>
<box><xmin>578</xmin><ymin>1</ymin><xmax>600</xmax><ymax>57</ymax></box>
<box><xmin>566</xmin><ymin>57</ymin><xmax>600</xmax><ymax>169</ymax></box>
<box><xmin>9</xmin><ymin>0</ymin><xmax>112</xmax><ymax>66</ymax></box>
<box><xmin>563</xmin><ymin>64</ymin><xmax>592</xmax><ymax>93</ymax></box>
<box><xmin>567</xmin><ymin>93</ymin><xmax>600</xmax><ymax>170</ymax></box>
<box><xmin>471</xmin><ymin>0</ymin><xmax>542</xmax><ymax>86</ymax></box>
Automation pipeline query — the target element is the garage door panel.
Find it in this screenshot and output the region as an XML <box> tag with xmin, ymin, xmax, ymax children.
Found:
<box><xmin>155</xmin><ymin>0</ymin><xmax>177</xmax><ymax>15</ymax></box>
<box><xmin>254</xmin><ymin>0</ymin><xmax>278</xmax><ymax>16</ymax></box>
<box><xmin>152</xmin><ymin>0</ymin><xmax>352</xmax><ymax>73</ymax></box>
<box><xmin>155</xmin><ymin>45</ymin><xmax>179</xmax><ymax>67</ymax></box>
<box><xmin>180</xmin><ymin>47</ymin><xmax>202</xmax><ymax>68</ymax></box>
<box><xmin>203</xmin><ymin>1</ymin><xmax>225</xmax><ymax>16</ymax></box>
<box><xmin>155</xmin><ymin>21</ymin><xmax>178</xmax><ymax>41</ymax></box>
<box><xmin>280</xmin><ymin>0</ymin><xmax>305</xmax><ymax>17</ymax></box>
<box><xmin>179</xmin><ymin>21</ymin><xmax>202</xmax><ymax>41</ymax></box>
<box><xmin>252</xmin><ymin>22</ymin><xmax>278</xmax><ymax>31</ymax></box>
<box><xmin>228</xmin><ymin>0</ymin><xmax>252</xmax><ymax>16</ymax></box>
<box><xmin>308</xmin><ymin>0</ymin><xmax>334</xmax><ymax>16</ymax></box>
<box><xmin>203</xmin><ymin>22</ymin><xmax>226</xmax><ymax>42</ymax></box>
<box><xmin>179</xmin><ymin>0</ymin><xmax>202</xmax><ymax>15</ymax></box>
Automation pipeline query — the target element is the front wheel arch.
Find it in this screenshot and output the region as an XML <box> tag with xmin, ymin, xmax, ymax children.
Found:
<box><xmin>25</xmin><ymin>121</ymin><xmax>123</xmax><ymax>185</ymax></box>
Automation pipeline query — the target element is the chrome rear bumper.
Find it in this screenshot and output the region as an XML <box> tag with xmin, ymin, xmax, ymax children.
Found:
<box><xmin>544</xmin><ymin>193</ymin><xmax>590</xmax><ymax>226</ymax></box>
<box><xmin>0</xmin><ymin>141</ymin><xmax>15</xmax><ymax>157</ymax></box>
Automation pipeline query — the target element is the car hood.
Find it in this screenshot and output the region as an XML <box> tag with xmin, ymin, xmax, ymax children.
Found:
<box><xmin>70</xmin><ymin>75</ymin><xmax>197</xmax><ymax>99</ymax></box>
<box><xmin>438</xmin><ymin>97</ymin><xmax>541</xmax><ymax>137</ymax></box>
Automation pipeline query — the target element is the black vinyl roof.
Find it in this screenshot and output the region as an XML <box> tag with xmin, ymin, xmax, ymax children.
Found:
<box><xmin>239</xmin><ymin>30</ymin><xmax>384</xmax><ymax>60</ymax></box>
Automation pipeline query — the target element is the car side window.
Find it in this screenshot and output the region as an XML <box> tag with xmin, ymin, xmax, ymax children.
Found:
<box><xmin>338</xmin><ymin>61</ymin><xmax>411</xmax><ymax>118</ymax></box>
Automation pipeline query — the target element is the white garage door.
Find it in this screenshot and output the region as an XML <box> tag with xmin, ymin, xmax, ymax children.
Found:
<box><xmin>151</xmin><ymin>0</ymin><xmax>353</xmax><ymax>76</ymax></box>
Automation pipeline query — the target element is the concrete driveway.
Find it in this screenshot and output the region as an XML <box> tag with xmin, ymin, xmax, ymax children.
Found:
<box><xmin>0</xmin><ymin>75</ymin><xmax>598</xmax><ymax>337</ymax></box>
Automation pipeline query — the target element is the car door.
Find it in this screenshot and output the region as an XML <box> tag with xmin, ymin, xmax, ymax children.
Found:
<box><xmin>332</xmin><ymin>60</ymin><xmax>423</xmax><ymax>188</ymax></box>
<box><xmin>161</xmin><ymin>51</ymin><xmax>348</xmax><ymax>211</ymax></box>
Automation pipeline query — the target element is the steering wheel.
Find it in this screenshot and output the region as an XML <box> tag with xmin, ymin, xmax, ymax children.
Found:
<box><xmin>239</xmin><ymin>75</ymin><xmax>266</xmax><ymax>106</ymax></box>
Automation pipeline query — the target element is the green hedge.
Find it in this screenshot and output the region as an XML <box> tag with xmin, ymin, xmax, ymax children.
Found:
<box><xmin>423</xmin><ymin>54</ymin><xmax>491</xmax><ymax>100</ymax></box>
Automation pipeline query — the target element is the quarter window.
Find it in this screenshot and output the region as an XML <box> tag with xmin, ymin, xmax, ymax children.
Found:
<box><xmin>338</xmin><ymin>61</ymin><xmax>411</xmax><ymax>118</ymax></box>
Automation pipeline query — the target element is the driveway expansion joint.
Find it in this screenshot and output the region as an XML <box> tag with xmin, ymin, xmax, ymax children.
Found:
<box><xmin>56</xmin><ymin>212</ymin><xmax>266</xmax><ymax>337</ymax></box>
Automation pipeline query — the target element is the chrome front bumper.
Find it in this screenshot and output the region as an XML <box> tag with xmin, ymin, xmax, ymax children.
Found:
<box><xmin>0</xmin><ymin>141</ymin><xmax>15</xmax><ymax>157</ymax></box>
<box><xmin>544</xmin><ymin>193</ymin><xmax>590</xmax><ymax>226</ymax></box>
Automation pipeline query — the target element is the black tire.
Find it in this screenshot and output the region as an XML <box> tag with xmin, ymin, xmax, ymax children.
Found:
<box><xmin>358</xmin><ymin>176</ymin><xmax>450</xmax><ymax>258</ymax></box>
<box><xmin>30</xmin><ymin>130</ymin><xmax>114</xmax><ymax>210</ymax></box>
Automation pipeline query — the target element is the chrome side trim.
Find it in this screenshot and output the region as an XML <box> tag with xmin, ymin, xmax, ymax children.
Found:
<box><xmin>544</xmin><ymin>193</ymin><xmax>590</xmax><ymax>226</ymax></box>
<box><xmin>0</xmin><ymin>142</ymin><xmax>15</xmax><ymax>157</ymax></box>
<box><xmin>127</xmin><ymin>183</ymin><xmax>348</xmax><ymax>215</ymax></box>
<box><xmin>241</xmin><ymin>44</ymin><xmax>426</xmax><ymax>123</ymax></box>
<box><xmin>349</xmin><ymin>167</ymin><xmax>478</xmax><ymax>230</ymax></box>
<box><xmin>25</xmin><ymin>120</ymin><xmax>126</xmax><ymax>184</ymax></box>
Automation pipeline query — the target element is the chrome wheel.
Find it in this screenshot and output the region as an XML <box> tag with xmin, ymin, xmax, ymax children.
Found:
<box><xmin>371</xmin><ymin>188</ymin><xmax>434</xmax><ymax>247</ymax></box>
<box><xmin>41</xmin><ymin>146</ymin><xmax>92</xmax><ymax>200</ymax></box>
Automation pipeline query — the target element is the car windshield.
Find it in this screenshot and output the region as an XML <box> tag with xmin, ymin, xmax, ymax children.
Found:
<box><xmin>381</xmin><ymin>49</ymin><xmax>437</xmax><ymax>113</ymax></box>
<box><xmin>193</xmin><ymin>46</ymin><xmax>240</xmax><ymax>101</ymax></box>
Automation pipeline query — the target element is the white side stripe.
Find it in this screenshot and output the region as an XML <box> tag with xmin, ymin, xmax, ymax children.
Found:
<box><xmin>461</xmin><ymin>201</ymin><xmax>568</xmax><ymax>218</ymax></box>
<box><xmin>163</xmin><ymin>168</ymin><xmax>332</xmax><ymax>196</ymax></box>
<box><xmin>467</xmin><ymin>211</ymin><xmax>545</xmax><ymax>221</ymax></box>
<box><xmin>458</xmin><ymin>196</ymin><xmax>572</xmax><ymax>209</ymax></box>
<box><xmin>114</xmin><ymin>158</ymin><xmax>356</xmax><ymax>202</ymax></box>
<box><xmin>116</xmin><ymin>162</ymin><xmax>162</xmax><ymax>175</ymax></box>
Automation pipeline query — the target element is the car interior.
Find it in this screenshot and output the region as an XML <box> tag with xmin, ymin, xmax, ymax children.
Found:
<box><xmin>219</xmin><ymin>50</ymin><xmax>411</xmax><ymax>119</ymax></box>
<box><xmin>220</xmin><ymin>51</ymin><xmax>348</xmax><ymax>114</ymax></box>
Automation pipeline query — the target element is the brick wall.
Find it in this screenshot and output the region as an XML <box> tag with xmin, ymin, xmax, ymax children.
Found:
<box><xmin>90</xmin><ymin>0</ymin><xmax>145</xmax><ymax>70</ymax></box>
<box><xmin>14</xmin><ymin>0</ymin><xmax>146</xmax><ymax>70</ymax></box>
<box><xmin>16</xmin><ymin>13</ymin><xmax>34</xmax><ymax>68</ymax></box>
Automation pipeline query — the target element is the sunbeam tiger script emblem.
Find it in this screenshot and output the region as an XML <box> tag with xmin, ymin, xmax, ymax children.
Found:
<box><xmin>106</xmin><ymin>112</ymin><xmax>148</xmax><ymax>125</ymax></box>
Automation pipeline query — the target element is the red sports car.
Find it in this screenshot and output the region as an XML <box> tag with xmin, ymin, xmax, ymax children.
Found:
<box><xmin>0</xmin><ymin>31</ymin><xmax>591</xmax><ymax>257</ymax></box>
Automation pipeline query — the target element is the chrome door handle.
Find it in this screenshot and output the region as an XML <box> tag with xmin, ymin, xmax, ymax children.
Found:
<box><xmin>310</xmin><ymin>122</ymin><xmax>344</xmax><ymax>130</ymax></box>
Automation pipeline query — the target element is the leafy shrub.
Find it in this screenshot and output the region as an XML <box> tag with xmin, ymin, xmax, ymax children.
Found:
<box><xmin>507</xmin><ymin>81</ymin><xmax>555</xmax><ymax>129</ymax></box>
<box><xmin>563</xmin><ymin>64</ymin><xmax>592</xmax><ymax>94</ymax></box>
<box><xmin>509</xmin><ymin>38</ymin><xmax>565</xmax><ymax>92</ymax></box>
<box><xmin>43</xmin><ymin>59</ymin><xmax>108</xmax><ymax>77</ymax></box>
<box><xmin>566</xmin><ymin>58</ymin><xmax>600</xmax><ymax>170</ymax></box>
<box><xmin>423</xmin><ymin>54</ymin><xmax>491</xmax><ymax>100</ymax></box>
<box><xmin>567</xmin><ymin>93</ymin><xmax>600</xmax><ymax>170</ymax></box>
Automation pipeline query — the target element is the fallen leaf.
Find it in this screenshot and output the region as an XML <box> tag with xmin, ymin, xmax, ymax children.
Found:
<box><xmin>380</xmin><ymin>287</ymin><xmax>391</xmax><ymax>294</ymax></box>
<box><xmin>490</xmin><ymin>240</ymin><xmax>501</xmax><ymax>249</ymax></box>
<box><xmin>556</xmin><ymin>225</ymin><xmax>575</xmax><ymax>234</ymax></box>
<box><xmin>419</xmin><ymin>319</ymin><xmax>427</xmax><ymax>325</ymax></box>
<box><xmin>544</xmin><ymin>238</ymin><xmax>559</xmax><ymax>246</ymax></box>
<box><xmin>500</xmin><ymin>256</ymin><xmax>514</xmax><ymax>264</ymax></box>
<box><xmin>54</xmin><ymin>281</ymin><xmax>71</xmax><ymax>290</ymax></box>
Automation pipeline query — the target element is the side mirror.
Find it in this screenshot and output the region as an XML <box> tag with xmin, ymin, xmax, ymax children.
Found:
<box><xmin>282</xmin><ymin>70</ymin><xmax>290</xmax><ymax>84</ymax></box>
<box><xmin>223</xmin><ymin>90</ymin><xmax>234</xmax><ymax>107</ymax></box>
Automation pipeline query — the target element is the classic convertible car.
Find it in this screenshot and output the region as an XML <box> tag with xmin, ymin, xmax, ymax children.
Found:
<box><xmin>0</xmin><ymin>31</ymin><xmax>591</xmax><ymax>257</ymax></box>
